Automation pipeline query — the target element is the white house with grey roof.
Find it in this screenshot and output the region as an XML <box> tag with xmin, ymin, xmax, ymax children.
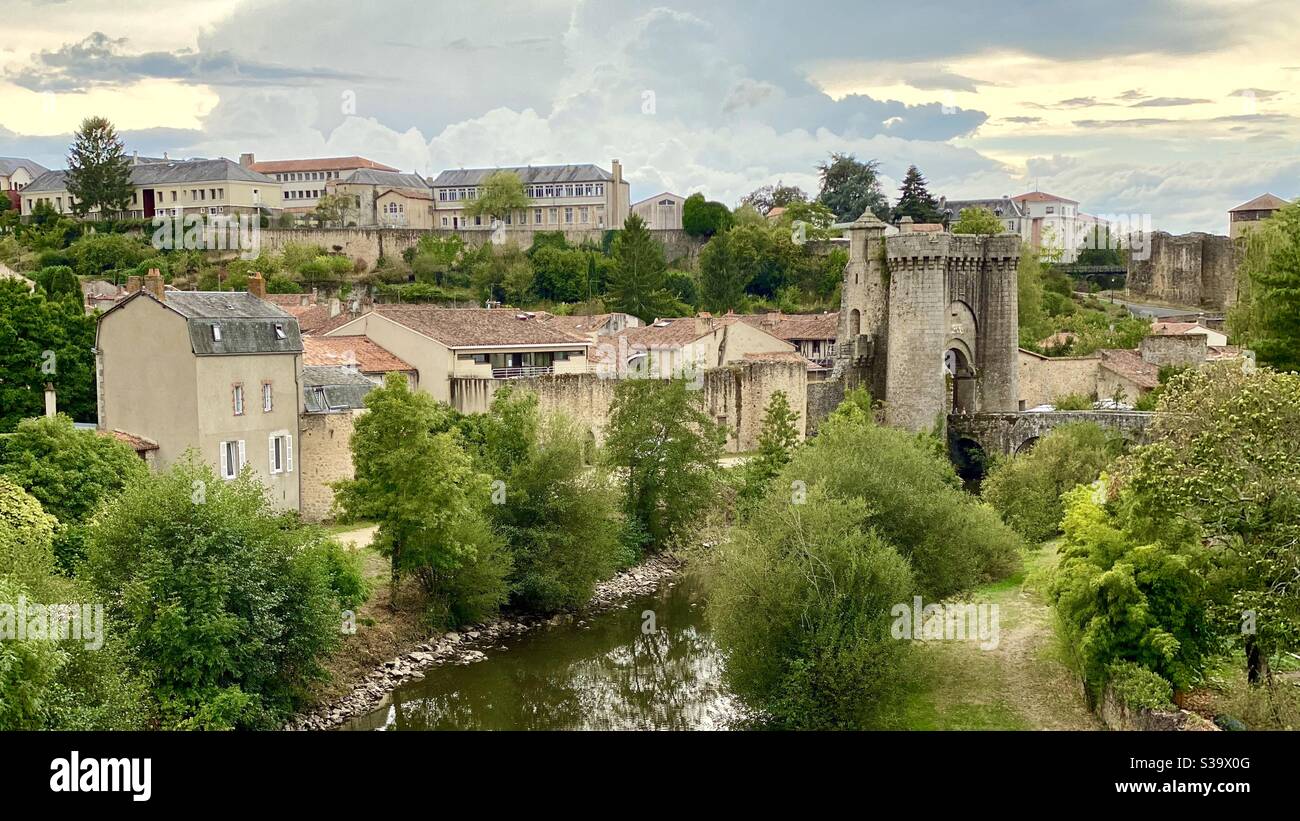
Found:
<box><xmin>938</xmin><ymin>195</ymin><xmax>1024</xmax><ymax>235</ymax></box>
<box><xmin>430</xmin><ymin>160</ymin><xmax>630</xmax><ymax>230</ymax></box>
<box><xmin>95</xmin><ymin>272</ymin><xmax>304</xmax><ymax>511</ymax></box>
<box><xmin>1</xmin><ymin>157</ymin><xmax>48</xmax><ymax>209</ymax></box>
<box><xmin>20</xmin><ymin>156</ymin><xmax>282</xmax><ymax>220</ymax></box>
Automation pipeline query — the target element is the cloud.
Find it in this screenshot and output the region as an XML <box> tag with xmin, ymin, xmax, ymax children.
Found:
<box><xmin>1001</xmin><ymin>116</ymin><xmax>1043</xmax><ymax>124</ymax></box>
<box><xmin>1129</xmin><ymin>96</ymin><xmax>1212</xmax><ymax>107</ymax></box>
<box><xmin>1229</xmin><ymin>88</ymin><xmax>1283</xmax><ymax>99</ymax></box>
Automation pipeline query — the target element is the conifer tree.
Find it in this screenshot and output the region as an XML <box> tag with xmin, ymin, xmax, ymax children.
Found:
<box><xmin>891</xmin><ymin>165</ymin><xmax>941</xmax><ymax>224</ymax></box>
<box><xmin>605</xmin><ymin>213</ymin><xmax>681</xmax><ymax>322</ymax></box>
<box><xmin>65</xmin><ymin>117</ymin><xmax>133</xmax><ymax>218</ymax></box>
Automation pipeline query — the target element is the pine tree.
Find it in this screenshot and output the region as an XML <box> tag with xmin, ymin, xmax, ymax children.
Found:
<box><xmin>65</xmin><ymin>117</ymin><xmax>133</xmax><ymax>218</ymax></box>
<box><xmin>605</xmin><ymin>213</ymin><xmax>680</xmax><ymax>322</ymax></box>
<box><xmin>891</xmin><ymin>165</ymin><xmax>941</xmax><ymax>224</ymax></box>
<box><xmin>698</xmin><ymin>230</ymin><xmax>749</xmax><ymax>313</ymax></box>
<box><xmin>755</xmin><ymin>390</ymin><xmax>800</xmax><ymax>473</ymax></box>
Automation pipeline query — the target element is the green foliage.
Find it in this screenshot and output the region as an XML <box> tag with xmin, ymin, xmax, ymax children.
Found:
<box><xmin>0</xmin><ymin>574</ymin><xmax>66</xmax><ymax>730</ymax></box>
<box><xmin>1050</xmin><ymin>392</ymin><xmax>1095</xmax><ymax>411</ymax></box>
<box><xmin>69</xmin><ymin>232</ymin><xmax>149</xmax><ymax>279</ymax></box>
<box><xmin>682</xmin><ymin>193</ymin><xmax>733</xmax><ymax>237</ymax></box>
<box><xmin>409</xmin><ymin>233</ymin><xmax>466</xmax><ymax>288</ymax></box>
<box><xmin>463</xmin><ymin>171</ymin><xmax>529</xmax><ymax>222</ymax></box>
<box><xmin>784</xmin><ymin>396</ymin><xmax>1023</xmax><ymax>598</ymax></box>
<box><xmin>815</xmin><ymin>152</ymin><xmax>888</xmax><ymax>222</ymax></box>
<box><xmin>83</xmin><ymin>458</ymin><xmax>344</xmax><ymax>728</ymax></box>
<box><xmin>890</xmin><ymin>165</ymin><xmax>941</xmax><ymax>224</ymax></box>
<box><xmin>983</xmin><ymin>422</ymin><xmax>1121</xmax><ymax>543</ymax></box>
<box><xmin>333</xmin><ymin>373</ymin><xmax>509</xmax><ymax>624</ymax></box>
<box><xmin>698</xmin><ymin>229</ymin><xmax>751</xmax><ymax>313</ymax></box>
<box><xmin>65</xmin><ymin>116</ymin><xmax>133</xmax><ymax>217</ymax></box>
<box><xmin>605</xmin><ymin>213</ymin><xmax>683</xmax><ymax>322</ymax></box>
<box><xmin>708</xmin><ymin>489</ymin><xmax>915</xmax><ymax>728</ymax></box>
<box><xmin>605</xmin><ymin>378</ymin><xmax>725</xmax><ymax>550</ymax></box>
<box><xmin>34</xmin><ymin>265</ymin><xmax>79</xmax><ymax>299</ymax></box>
<box><xmin>1228</xmin><ymin>201</ymin><xmax>1300</xmax><ymax>371</ymax></box>
<box><xmin>738</xmin><ymin>181</ymin><xmax>807</xmax><ymax>215</ymax></box>
<box><xmin>531</xmin><ymin>244</ymin><xmax>608</xmax><ymax>303</ymax></box>
<box><xmin>951</xmin><ymin>207</ymin><xmax>1006</xmax><ymax>237</ymax></box>
<box><xmin>0</xmin><ymin>477</ymin><xmax>58</xmax><ymax>595</ymax></box>
<box><xmin>470</xmin><ymin>243</ymin><xmax>534</xmax><ymax>305</ymax></box>
<box><xmin>1107</xmin><ymin>661</ymin><xmax>1175</xmax><ymax>710</ymax></box>
<box><xmin>737</xmin><ymin>390</ymin><xmax>802</xmax><ymax>510</ymax></box>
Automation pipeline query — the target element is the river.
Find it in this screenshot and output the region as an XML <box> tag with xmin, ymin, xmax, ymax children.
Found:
<box><xmin>339</xmin><ymin>572</ymin><xmax>743</xmax><ymax>731</ymax></box>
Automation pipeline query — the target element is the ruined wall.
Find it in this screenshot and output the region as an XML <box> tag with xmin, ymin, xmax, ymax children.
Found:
<box><xmin>1017</xmin><ymin>351</ymin><xmax>1100</xmax><ymax>408</ymax></box>
<box><xmin>806</xmin><ymin>378</ymin><xmax>846</xmax><ymax>435</ymax></box>
<box><xmin>1138</xmin><ymin>334</ymin><xmax>1207</xmax><ymax>368</ymax></box>
<box><xmin>1127</xmin><ymin>232</ymin><xmax>1239</xmax><ymax>309</ymax></box>
<box><xmin>298</xmin><ymin>410</ymin><xmax>360</xmax><ymax>522</ymax></box>
<box><xmin>256</xmin><ymin>227</ymin><xmax>701</xmax><ymax>270</ymax></box>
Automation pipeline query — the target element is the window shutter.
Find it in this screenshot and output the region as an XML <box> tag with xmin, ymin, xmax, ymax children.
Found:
<box><xmin>237</xmin><ymin>440</ymin><xmax>246</xmax><ymax>471</ymax></box>
<box><xmin>219</xmin><ymin>442</ymin><xmax>229</xmax><ymax>479</ymax></box>
<box><xmin>269</xmin><ymin>435</ymin><xmax>278</xmax><ymax>474</ymax></box>
<box><xmin>285</xmin><ymin>435</ymin><xmax>294</xmax><ymax>473</ymax></box>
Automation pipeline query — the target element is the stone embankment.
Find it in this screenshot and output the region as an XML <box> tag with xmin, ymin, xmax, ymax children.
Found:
<box><xmin>288</xmin><ymin>552</ymin><xmax>684</xmax><ymax>730</ymax></box>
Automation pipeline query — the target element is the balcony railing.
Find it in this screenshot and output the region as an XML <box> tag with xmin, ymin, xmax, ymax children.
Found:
<box><xmin>492</xmin><ymin>365</ymin><xmax>554</xmax><ymax>379</ymax></box>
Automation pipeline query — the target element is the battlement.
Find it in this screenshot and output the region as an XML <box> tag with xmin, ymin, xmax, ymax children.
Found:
<box><xmin>884</xmin><ymin>232</ymin><xmax>1020</xmax><ymax>263</ymax></box>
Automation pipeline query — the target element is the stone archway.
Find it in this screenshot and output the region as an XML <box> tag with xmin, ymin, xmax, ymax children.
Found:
<box><xmin>950</xmin><ymin>436</ymin><xmax>989</xmax><ymax>489</ymax></box>
<box><xmin>1014</xmin><ymin>435</ymin><xmax>1040</xmax><ymax>455</ymax></box>
<box><xmin>945</xmin><ymin>345</ymin><xmax>977</xmax><ymax>414</ymax></box>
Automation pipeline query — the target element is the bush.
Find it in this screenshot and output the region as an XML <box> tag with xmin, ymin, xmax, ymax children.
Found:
<box><xmin>0</xmin><ymin>477</ymin><xmax>58</xmax><ymax>595</ymax></box>
<box><xmin>1107</xmin><ymin>661</ymin><xmax>1175</xmax><ymax>711</ymax></box>
<box><xmin>0</xmin><ymin>575</ymin><xmax>66</xmax><ymax>730</ymax></box>
<box><xmin>69</xmin><ymin>232</ymin><xmax>148</xmax><ymax>278</ymax></box>
<box><xmin>982</xmin><ymin>422</ymin><xmax>1120</xmax><ymax>543</ymax></box>
<box><xmin>708</xmin><ymin>490</ymin><xmax>915</xmax><ymax>728</ymax></box>
<box><xmin>312</xmin><ymin>535</ymin><xmax>370</xmax><ymax>610</ymax></box>
<box><xmin>83</xmin><ymin>458</ymin><xmax>343</xmax><ymax>729</ymax></box>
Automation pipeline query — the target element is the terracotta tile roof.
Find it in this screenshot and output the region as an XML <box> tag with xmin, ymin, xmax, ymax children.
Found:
<box><xmin>1099</xmin><ymin>349</ymin><xmax>1159</xmax><ymax>389</ymax></box>
<box><xmin>248</xmin><ymin>156</ymin><xmax>399</xmax><ymax>174</ymax></box>
<box><xmin>369</xmin><ymin>305</ymin><xmax>590</xmax><ymax>348</ymax></box>
<box><xmin>1206</xmin><ymin>345</ymin><xmax>1245</xmax><ymax>361</ymax></box>
<box><xmin>742</xmin><ymin>350</ymin><xmax>824</xmax><ymax>370</ymax></box>
<box><xmin>620</xmin><ymin>315</ymin><xmax>741</xmax><ymax>348</ymax></box>
<box><xmin>264</xmin><ymin>293</ymin><xmax>316</xmax><ymax>309</ymax></box>
<box><xmin>303</xmin><ymin>336</ymin><xmax>413</xmax><ymax>373</ymax></box>
<box><xmin>1013</xmin><ymin>191</ymin><xmax>1079</xmax><ymax>204</ymax></box>
<box><xmin>737</xmin><ymin>312</ymin><xmax>838</xmax><ymax>341</ymax></box>
<box><xmin>907</xmin><ymin>223</ymin><xmax>945</xmax><ymax>233</ymax></box>
<box><xmin>1151</xmin><ymin>321</ymin><xmax>1201</xmax><ymax>335</ymax></box>
<box><xmin>1230</xmin><ymin>193</ymin><xmax>1290</xmax><ymax>213</ymax></box>
<box><xmin>1037</xmin><ymin>331</ymin><xmax>1078</xmax><ymax>348</ymax></box>
<box><xmin>103</xmin><ymin>429</ymin><xmax>159</xmax><ymax>453</ymax></box>
<box><xmin>539</xmin><ymin>313</ymin><xmax>613</xmax><ymax>334</ymax></box>
<box><xmin>378</xmin><ymin>187</ymin><xmax>433</xmax><ymax>202</ymax></box>
<box><xmin>310</xmin><ymin>309</ymin><xmax>367</xmax><ymax>336</ymax></box>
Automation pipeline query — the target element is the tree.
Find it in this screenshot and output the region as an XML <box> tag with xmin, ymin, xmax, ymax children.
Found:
<box><xmin>0</xmin><ymin>476</ymin><xmax>59</xmax><ymax>596</ymax></box>
<box><xmin>737</xmin><ymin>390</ymin><xmax>802</xmax><ymax>509</ymax></box>
<box><xmin>333</xmin><ymin>373</ymin><xmax>509</xmax><ymax>620</ymax></box>
<box><xmin>65</xmin><ymin>117</ymin><xmax>133</xmax><ymax>218</ymax></box>
<box><xmin>739</xmin><ymin>181</ymin><xmax>807</xmax><ymax>215</ymax></box>
<box><xmin>0</xmin><ymin>280</ymin><xmax>98</xmax><ymax>432</ymax></box>
<box><xmin>83</xmin><ymin>457</ymin><xmax>347</xmax><ymax>729</ymax></box>
<box><xmin>605</xmin><ymin>378</ymin><xmax>725</xmax><ymax>550</ymax></box>
<box><xmin>1230</xmin><ymin>201</ymin><xmax>1300</xmax><ymax>371</ymax></box>
<box><xmin>724</xmin><ymin>222</ymin><xmax>799</xmax><ymax>299</ymax></box>
<box><xmin>470</xmin><ymin>244</ymin><xmax>534</xmax><ymax>304</ymax></box>
<box><xmin>890</xmin><ymin>165</ymin><xmax>941</xmax><ymax>224</ymax></box>
<box><xmin>605</xmin><ymin>213</ymin><xmax>682</xmax><ymax>322</ymax></box>
<box><xmin>816</xmin><ymin>152</ymin><xmax>888</xmax><ymax>222</ymax></box>
<box><xmin>0</xmin><ymin>414</ymin><xmax>148</xmax><ymax>570</ymax></box>
<box><xmin>69</xmin><ymin>232</ymin><xmax>149</xmax><ymax>280</ymax></box>
<box><xmin>951</xmin><ymin>207</ymin><xmax>1005</xmax><ymax>237</ymax></box>
<box><xmin>0</xmin><ymin>575</ymin><xmax>66</xmax><ymax>730</ymax></box>
<box><xmin>409</xmin><ymin>234</ymin><xmax>465</xmax><ymax>287</ymax></box>
<box><xmin>33</xmin><ymin>265</ymin><xmax>79</xmax><ymax>299</ymax></box>
<box><xmin>312</xmin><ymin>193</ymin><xmax>355</xmax><ymax>227</ymax></box>
<box><xmin>463</xmin><ymin>171</ymin><xmax>529</xmax><ymax>224</ymax></box>
<box><xmin>682</xmin><ymin>193</ymin><xmax>733</xmax><ymax>237</ymax></box>
<box><xmin>698</xmin><ymin>230</ymin><xmax>750</xmax><ymax>313</ymax></box>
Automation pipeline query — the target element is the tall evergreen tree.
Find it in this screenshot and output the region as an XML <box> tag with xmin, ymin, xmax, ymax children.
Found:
<box><xmin>605</xmin><ymin>213</ymin><xmax>681</xmax><ymax>322</ymax></box>
<box><xmin>815</xmin><ymin>152</ymin><xmax>888</xmax><ymax>222</ymax></box>
<box><xmin>1232</xmin><ymin>201</ymin><xmax>1300</xmax><ymax>372</ymax></box>
<box><xmin>698</xmin><ymin>230</ymin><xmax>749</xmax><ymax>313</ymax></box>
<box><xmin>65</xmin><ymin>117</ymin><xmax>133</xmax><ymax>218</ymax></box>
<box><xmin>891</xmin><ymin>165</ymin><xmax>941</xmax><ymax>224</ymax></box>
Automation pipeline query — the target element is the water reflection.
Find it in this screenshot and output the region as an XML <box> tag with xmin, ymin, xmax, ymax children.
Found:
<box><xmin>341</xmin><ymin>573</ymin><xmax>741</xmax><ymax>731</ymax></box>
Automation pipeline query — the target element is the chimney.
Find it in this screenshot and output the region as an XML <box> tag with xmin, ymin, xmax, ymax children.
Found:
<box><xmin>248</xmin><ymin>271</ymin><xmax>266</xmax><ymax>299</ymax></box>
<box><xmin>126</xmin><ymin>275</ymin><xmax>142</xmax><ymax>294</ymax></box>
<box><xmin>899</xmin><ymin>215</ymin><xmax>914</xmax><ymax>234</ymax></box>
<box><xmin>44</xmin><ymin>383</ymin><xmax>56</xmax><ymax>418</ymax></box>
<box><xmin>239</xmin><ymin>153</ymin><xmax>255</xmax><ymax>167</ymax></box>
<box><xmin>329</xmin><ymin>297</ymin><xmax>341</xmax><ymax>318</ymax></box>
<box><xmin>144</xmin><ymin>269</ymin><xmax>164</xmax><ymax>301</ymax></box>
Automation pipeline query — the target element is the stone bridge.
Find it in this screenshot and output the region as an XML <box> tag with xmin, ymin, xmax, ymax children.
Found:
<box><xmin>949</xmin><ymin>410</ymin><xmax>1156</xmax><ymax>457</ymax></box>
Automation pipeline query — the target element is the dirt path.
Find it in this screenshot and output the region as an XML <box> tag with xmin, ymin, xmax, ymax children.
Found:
<box><xmin>899</xmin><ymin>543</ymin><xmax>1100</xmax><ymax>730</ymax></box>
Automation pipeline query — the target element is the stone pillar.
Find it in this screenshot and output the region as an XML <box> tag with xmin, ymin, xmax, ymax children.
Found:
<box><xmin>976</xmin><ymin>235</ymin><xmax>1020</xmax><ymax>413</ymax></box>
<box><xmin>885</xmin><ymin>234</ymin><xmax>949</xmax><ymax>432</ymax></box>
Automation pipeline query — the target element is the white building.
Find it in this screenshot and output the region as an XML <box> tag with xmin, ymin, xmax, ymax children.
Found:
<box><xmin>429</xmin><ymin>160</ymin><xmax>630</xmax><ymax>230</ymax></box>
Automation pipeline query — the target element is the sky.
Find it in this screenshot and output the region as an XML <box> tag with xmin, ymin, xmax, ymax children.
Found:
<box><xmin>2</xmin><ymin>0</ymin><xmax>1297</xmax><ymax>233</ymax></box>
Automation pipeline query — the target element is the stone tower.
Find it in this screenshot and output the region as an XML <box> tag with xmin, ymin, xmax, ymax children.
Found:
<box><xmin>836</xmin><ymin>210</ymin><xmax>1020</xmax><ymax>433</ymax></box>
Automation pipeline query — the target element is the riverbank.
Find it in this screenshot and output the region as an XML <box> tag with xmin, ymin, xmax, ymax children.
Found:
<box><xmin>288</xmin><ymin>550</ymin><xmax>687</xmax><ymax>731</ymax></box>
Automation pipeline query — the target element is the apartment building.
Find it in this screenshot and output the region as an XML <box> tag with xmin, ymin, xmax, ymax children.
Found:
<box><xmin>95</xmin><ymin>272</ymin><xmax>304</xmax><ymax>511</ymax></box>
<box><xmin>1013</xmin><ymin>191</ymin><xmax>1083</xmax><ymax>262</ymax></box>
<box><xmin>429</xmin><ymin>160</ymin><xmax>630</xmax><ymax>230</ymax></box>
<box><xmin>21</xmin><ymin>155</ymin><xmax>282</xmax><ymax>219</ymax></box>
<box><xmin>242</xmin><ymin>154</ymin><xmax>399</xmax><ymax>215</ymax></box>
<box><xmin>939</xmin><ymin>195</ymin><xmax>1024</xmax><ymax>235</ymax></box>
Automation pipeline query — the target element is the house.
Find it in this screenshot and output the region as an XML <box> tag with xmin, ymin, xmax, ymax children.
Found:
<box><xmin>1012</xmin><ymin>191</ymin><xmax>1084</xmax><ymax>262</ymax></box>
<box><xmin>242</xmin><ymin>154</ymin><xmax>398</xmax><ymax>216</ymax></box>
<box><xmin>631</xmin><ymin>192</ymin><xmax>685</xmax><ymax>230</ymax></box>
<box><xmin>328</xmin><ymin>168</ymin><xmax>434</xmax><ymax>228</ymax></box>
<box><xmin>738</xmin><ymin>311</ymin><xmax>838</xmax><ymax>369</ymax></box>
<box><xmin>95</xmin><ymin>272</ymin><xmax>304</xmax><ymax>511</ymax></box>
<box><xmin>939</xmin><ymin>195</ymin><xmax>1024</xmax><ymax>235</ymax></box>
<box><xmin>0</xmin><ymin>157</ymin><xmax>48</xmax><ymax>210</ymax></box>
<box><xmin>429</xmin><ymin>160</ymin><xmax>630</xmax><ymax>230</ymax></box>
<box><xmin>537</xmin><ymin>312</ymin><xmax>642</xmax><ymax>338</ymax></box>
<box><xmin>323</xmin><ymin>305</ymin><xmax>592</xmax><ymax>411</ymax></box>
<box><xmin>1229</xmin><ymin>193</ymin><xmax>1290</xmax><ymax>239</ymax></box>
<box><xmin>612</xmin><ymin>313</ymin><xmax>796</xmax><ymax>378</ymax></box>
<box><xmin>302</xmin><ymin>335</ymin><xmax>417</xmax><ymax>388</ymax></box>
<box><xmin>298</xmin><ymin>365</ymin><xmax>377</xmax><ymax>522</ymax></box>
<box><xmin>1150</xmin><ymin>320</ymin><xmax>1228</xmax><ymax>348</ymax></box>
<box><xmin>81</xmin><ymin>279</ymin><xmax>125</xmax><ymax>313</ymax></box>
<box><xmin>21</xmin><ymin>155</ymin><xmax>282</xmax><ymax>220</ymax></box>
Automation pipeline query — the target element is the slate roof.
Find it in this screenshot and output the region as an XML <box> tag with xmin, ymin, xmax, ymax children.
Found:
<box><xmin>0</xmin><ymin>157</ymin><xmax>48</xmax><ymax>177</ymax></box>
<box><xmin>941</xmin><ymin>197</ymin><xmax>1023</xmax><ymax>220</ymax></box>
<box><xmin>23</xmin><ymin>158</ymin><xmax>277</xmax><ymax>193</ymax></box>
<box><xmin>1230</xmin><ymin>193</ymin><xmax>1290</xmax><ymax>213</ymax></box>
<box><xmin>250</xmin><ymin>156</ymin><xmax>398</xmax><ymax>174</ymax></box>
<box><xmin>102</xmin><ymin>291</ymin><xmax>303</xmax><ymax>356</ymax></box>
<box><xmin>738</xmin><ymin>312</ymin><xmax>839</xmax><ymax>341</ymax></box>
<box><xmin>338</xmin><ymin>168</ymin><xmax>430</xmax><ymax>189</ymax></box>
<box><xmin>303</xmin><ymin>336</ymin><xmax>414</xmax><ymax>373</ymax></box>
<box><xmin>431</xmin><ymin>164</ymin><xmax>612</xmax><ymax>187</ymax></box>
<box><xmin>359</xmin><ymin>305</ymin><xmax>590</xmax><ymax>348</ymax></box>
<box><xmin>302</xmin><ymin>366</ymin><xmax>376</xmax><ymax>413</ymax></box>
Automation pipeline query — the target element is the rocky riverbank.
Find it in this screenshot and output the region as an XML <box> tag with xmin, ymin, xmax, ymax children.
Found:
<box><xmin>287</xmin><ymin>552</ymin><xmax>686</xmax><ymax>730</ymax></box>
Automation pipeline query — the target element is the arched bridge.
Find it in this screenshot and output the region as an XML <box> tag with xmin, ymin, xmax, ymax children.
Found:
<box><xmin>949</xmin><ymin>410</ymin><xmax>1156</xmax><ymax>457</ymax></box>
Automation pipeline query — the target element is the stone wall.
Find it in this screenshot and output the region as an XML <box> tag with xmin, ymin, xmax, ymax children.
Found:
<box><xmin>806</xmin><ymin>378</ymin><xmax>846</xmax><ymax>435</ymax></box>
<box><xmin>950</xmin><ymin>410</ymin><xmax>1155</xmax><ymax>456</ymax></box>
<box><xmin>298</xmin><ymin>411</ymin><xmax>360</xmax><ymax>522</ymax></box>
<box><xmin>256</xmin><ymin>227</ymin><xmax>702</xmax><ymax>270</ymax></box>
<box><xmin>1017</xmin><ymin>350</ymin><xmax>1100</xmax><ymax>408</ymax></box>
<box><xmin>1138</xmin><ymin>334</ymin><xmax>1207</xmax><ymax>368</ymax></box>
<box><xmin>1127</xmin><ymin>231</ymin><xmax>1240</xmax><ymax>309</ymax></box>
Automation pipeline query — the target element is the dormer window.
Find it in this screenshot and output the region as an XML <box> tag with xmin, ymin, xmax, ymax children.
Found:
<box><xmin>212</xmin><ymin>325</ymin><xmax>222</xmax><ymax>341</ymax></box>
<box><xmin>274</xmin><ymin>323</ymin><xmax>286</xmax><ymax>340</ymax></box>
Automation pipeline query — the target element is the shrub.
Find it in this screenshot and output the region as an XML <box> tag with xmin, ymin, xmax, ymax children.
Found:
<box><xmin>1107</xmin><ymin>661</ymin><xmax>1175</xmax><ymax>711</ymax></box>
<box><xmin>0</xmin><ymin>575</ymin><xmax>66</xmax><ymax>730</ymax></box>
<box><xmin>0</xmin><ymin>477</ymin><xmax>58</xmax><ymax>595</ymax></box>
<box><xmin>708</xmin><ymin>489</ymin><xmax>915</xmax><ymax>728</ymax></box>
<box><xmin>982</xmin><ymin>422</ymin><xmax>1120</xmax><ymax>543</ymax></box>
